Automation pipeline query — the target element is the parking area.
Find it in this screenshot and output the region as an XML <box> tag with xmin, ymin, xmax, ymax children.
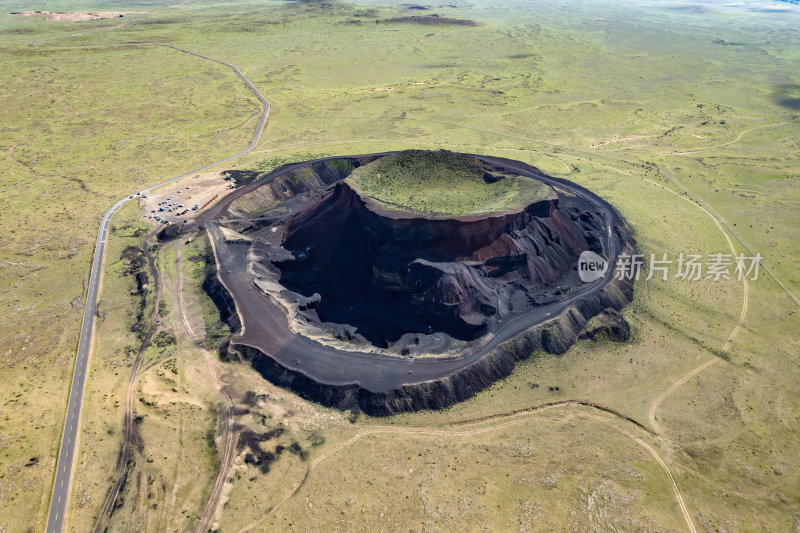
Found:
<box><xmin>137</xmin><ymin>171</ymin><xmax>237</xmax><ymax>226</ymax></box>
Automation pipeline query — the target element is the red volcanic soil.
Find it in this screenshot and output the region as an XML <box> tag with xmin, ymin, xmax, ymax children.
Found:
<box><xmin>197</xmin><ymin>153</ymin><xmax>637</xmax><ymax>415</ymax></box>
<box><xmin>275</xmin><ymin>181</ymin><xmax>605</xmax><ymax>348</ymax></box>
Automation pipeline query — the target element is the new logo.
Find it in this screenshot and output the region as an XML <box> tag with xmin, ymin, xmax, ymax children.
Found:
<box><xmin>578</xmin><ymin>251</ymin><xmax>608</xmax><ymax>283</ymax></box>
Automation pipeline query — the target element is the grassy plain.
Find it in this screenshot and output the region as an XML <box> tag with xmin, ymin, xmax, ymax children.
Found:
<box><xmin>346</xmin><ymin>149</ymin><xmax>555</xmax><ymax>216</ymax></box>
<box><xmin>0</xmin><ymin>0</ymin><xmax>798</xmax><ymax>531</ymax></box>
<box><xmin>0</xmin><ymin>6</ymin><xmax>260</xmax><ymax>532</ymax></box>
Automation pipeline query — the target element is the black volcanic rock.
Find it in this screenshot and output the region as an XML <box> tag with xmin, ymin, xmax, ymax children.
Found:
<box><xmin>202</xmin><ymin>258</ymin><xmax>241</xmax><ymax>335</ymax></box>
<box><xmin>228</xmin><ymin>268</ymin><xmax>636</xmax><ymax>416</ymax></box>
<box><xmin>274</xmin><ymin>181</ymin><xmax>605</xmax><ymax>347</ymax></box>
<box><xmin>201</xmin><ymin>152</ymin><xmax>638</xmax><ymax>416</ymax></box>
<box><xmin>157</xmin><ymin>222</ymin><xmax>190</xmax><ymax>242</ymax></box>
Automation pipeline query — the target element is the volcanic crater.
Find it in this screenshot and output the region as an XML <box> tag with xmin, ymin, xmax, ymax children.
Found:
<box><xmin>199</xmin><ymin>151</ymin><xmax>637</xmax><ymax>414</ymax></box>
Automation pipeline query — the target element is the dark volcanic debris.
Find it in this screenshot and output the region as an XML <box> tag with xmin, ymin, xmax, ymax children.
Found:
<box><xmin>276</xmin><ymin>181</ymin><xmax>604</xmax><ymax>348</ymax></box>
<box><xmin>202</xmin><ymin>152</ymin><xmax>637</xmax><ymax>415</ymax></box>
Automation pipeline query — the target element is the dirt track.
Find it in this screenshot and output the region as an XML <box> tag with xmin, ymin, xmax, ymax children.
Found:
<box><xmin>238</xmin><ymin>401</ymin><xmax>696</xmax><ymax>533</ymax></box>
<box><xmin>93</xmin><ymin>229</ymin><xmax>161</xmax><ymax>533</ymax></box>
<box><xmin>175</xmin><ymin>243</ymin><xmax>237</xmax><ymax>533</ymax></box>
<box><xmin>202</xmin><ymin>154</ymin><xmax>630</xmax><ymax>396</ymax></box>
<box><xmin>641</xmin><ymin>176</ymin><xmax>750</xmax><ymax>432</ymax></box>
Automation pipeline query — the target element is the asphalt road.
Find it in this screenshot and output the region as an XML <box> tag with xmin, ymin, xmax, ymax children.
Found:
<box><xmin>207</xmin><ymin>154</ymin><xmax>629</xmax><ymax>392</ymax></box>
<box><xmin>45</xmin><ymin>47</ymin><xmax>269</xmax><ymax>533</ymax></box>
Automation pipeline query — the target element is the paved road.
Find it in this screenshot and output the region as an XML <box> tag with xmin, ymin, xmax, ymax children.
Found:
<box><xmin>206</xmin><ymin>154</ymin><xmax>631</xmax><ymax>392</ymax></box>
<box><xmin>45</xmin><ymin>47</ymin><xmax>269</xmax><ymax>533</ymax></box>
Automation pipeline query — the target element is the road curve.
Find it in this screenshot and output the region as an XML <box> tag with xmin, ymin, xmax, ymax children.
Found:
<box><xmin>45</xmin><ymin>47</ymin><xmax>269</xmax><ymax>533</ymax></box>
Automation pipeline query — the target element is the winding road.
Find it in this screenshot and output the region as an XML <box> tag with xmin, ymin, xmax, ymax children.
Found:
<box><xmin>203</xmin><ymin>154</ymin><xmax>629</xmax><ymax>393</ymax></box>
<box><xmin>45</xmin><ymin>46</ymin><xmax>269</xmax><ymax>533</ymax></box>
<box><xmin>38</xmin><ymin>13</ymin><xmax>787</xmax><ymax>533</ymax></box>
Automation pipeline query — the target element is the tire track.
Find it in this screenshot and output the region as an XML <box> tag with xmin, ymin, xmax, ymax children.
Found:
<box><xmin>536</xmin><ymin>152</ymin><xmax>751</xmax><ymax>433</ymax></box>
<box><xmin>639</xmin><ymin>175</ymin><xmax>750</xmax><ymax>432</ymax></box>
<box><xmin>238</xmin><ymin>402</ymin><xmax>696</xmax><ymax>533</ymax></box>
<box><xmin>175</xmin><ymin>242</ymin><xmax>238</xmax><ymax>533</ymax></box>
<box><xmin>667</xmin><ymin>122</ymin><xmax>789</xmax><ymax>156</ymax></box>
<box><xmin>93</xmin><ymin>229</ymin><xmax>161</xmax><ymax>533</ymax></box>
<box><xmin>45</xmin><ymin>25</ymin><xmax>269</xmax><ymax>533</ymax></box>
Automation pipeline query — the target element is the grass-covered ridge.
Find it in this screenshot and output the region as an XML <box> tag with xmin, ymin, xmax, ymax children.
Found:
<box><xmin>345</xmin><ymin>150</ymin><xmax>555</xmax><ymax>216</ymax></box>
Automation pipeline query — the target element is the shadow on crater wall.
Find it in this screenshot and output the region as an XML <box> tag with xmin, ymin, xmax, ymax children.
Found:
<box><xmin>275</xmin><ymin>181</ymin><xmax>603</xmax><ymax>347</ymax></box>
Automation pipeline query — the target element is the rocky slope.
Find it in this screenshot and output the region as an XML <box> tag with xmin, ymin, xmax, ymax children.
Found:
<box><xmin>201</xmin><ymin>152</ymin><xmax>637</xmax><ymax>416</ymax></box>
<box><xmin>228</xmin><ymin>270</ymin><xmax>635</xmax><ymax>416</ymax></box>
<box><xmin>275</xmin><ymin>180</ymin><xmax>606</xmax><ymax>348</ymax></box>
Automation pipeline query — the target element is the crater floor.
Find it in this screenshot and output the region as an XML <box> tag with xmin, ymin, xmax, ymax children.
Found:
<box><xmin>197</xmin><ymin>152</ymin><xmax>637</xmax><ymax>414</ymax></box>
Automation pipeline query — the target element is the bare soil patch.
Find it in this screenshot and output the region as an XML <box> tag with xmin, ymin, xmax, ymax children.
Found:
<box><xmin>8</xmin><ymin>11</ymin><xmax>147</xmax><ymax>22</ymax></box>
<box><xmin>139</xmin><ymin>171</ymin><xmax>235</xmax><ymax>228</ymax></box>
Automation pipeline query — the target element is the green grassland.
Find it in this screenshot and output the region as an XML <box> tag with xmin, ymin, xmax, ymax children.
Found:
<box><xmin>0</xmin><ymin>4</ymin><xmax>260</xmax><ymax>530</ymax></box>
<box><xmin>0</xmin><ymin>0</ymin><xmax>798</xmax><ymax>531</ymax></box>
<box><xmin>96</xmin><ymin>233</ymin><xmax>221</xmax><ymax>533</ymax></box>
<box><xmin>345</xmin><ymin>149</ymin><xmax>555</xmax><ymax>216</ymax></box>
<box><xmin>257</xmin><ymin>408</ymin><xmax>688</xmax><ymax>532</ymax></box>
<box><xmin>67</xmin><ymin>202</ymin><xmax>153</xmax><ymax>533</ymax></box>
